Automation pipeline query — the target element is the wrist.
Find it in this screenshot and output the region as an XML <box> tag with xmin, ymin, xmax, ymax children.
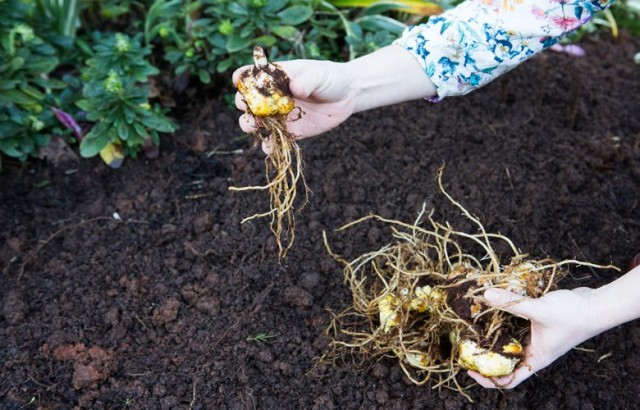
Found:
<box><xmin>580</xmin><ymin>287</ymin><xmax>603</xmax><ymax>341</ymax></box>
<box><xmin>344</xmin><ymin>45</ymin><xmax>436</xmax><ymax>113</ymax></box>
<box><xmin>588</xmin><ymin>266</ymin><xmax>640</xmax><ymax>337</ymax></box>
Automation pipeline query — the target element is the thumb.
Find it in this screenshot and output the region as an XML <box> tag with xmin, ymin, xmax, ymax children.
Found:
<box><xmin>484</xmin><ymin>288</ymin><xmax>536</xmax><ymax>320</ymax></box>
<box><xmin>275</xmin><ymin>60</ymin><xmax>316</xmax><ymax>99</ymax></box>
<box><xmin>232</xmin><ymin>65</ymin><xmax>251</xmax><ymax>87</ymax></box>
<box><xmin>279</xmin><ymin>60</ymin><xmax>342</xmax><ymax>102</ymax></box>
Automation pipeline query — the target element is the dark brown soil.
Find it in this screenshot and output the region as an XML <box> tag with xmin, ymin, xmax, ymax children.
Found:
<box><xmin>2</xmin><ymin>37</ymin><xmax>640</xmax><ymax>409</ymax></box>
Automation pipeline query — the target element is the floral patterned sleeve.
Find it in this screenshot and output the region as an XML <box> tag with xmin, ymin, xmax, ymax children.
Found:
<box><xmin>393</xmin><ymin>0</ymin><xmax>613</xmax><ymax>100</ymax></box>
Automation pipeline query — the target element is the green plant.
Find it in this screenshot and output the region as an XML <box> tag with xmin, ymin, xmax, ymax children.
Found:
<box><xmin>36</xmin><ymin>0</ymin><xmax>83</xmax><ymax>39</ymax></box>
<box><xmin>145</xmin><ymin>0</ymin><xmax>317</xmax><ymax>83</ymax></box>
<box><xmin>143</xmin><ymin>0</ymin><xmax>436</xmax><ymax>88</ymax></box>
<box><xmin>84</xmin><ymin>32</ymin><xmax>159</xmax><ymax>82</ymax></box>
<box><xmin>568</xmin><ymin>0</ymin><xmax>640</xmax><ymax>41</ymax></box>
<box><xmin>610</xmin><ymin>0</ymin><xmax>640</xmax><ymax>35</ymax></box>
<box><xmin>77</xmin><ymin>33</ymin><xmax>176</xmax><ymax>161</ymax></box>
<box><xmin>208</xmin><ymin>0</ymin><xmax>315</xmax><ymax>64</ymax></box>
<box><xmin>146</xmin><ymin>0</ymin><xmax>215</xmax><ymax>84</ymax></box>
<box><xmin>325</xmin><ymin>0</ymin><xmax>443</xmax><ymax>59</ymax></box>
<box><xmin>328</xmin><ymin>0</ymin><xmax>442</xmax><ymax>14</ymax></box>
<box><xmin>82</xmin><ymin>0</ymin><xmax>139</xmax><ymax>23</ymax></box>
<box><xmin>246</xmin><ymin>332</ymin><xmax>277</xmax><ymax>342</ymax></box>
<box><xmin>1</xmin><ymin>0</ymin><xmax>449</xmax><ymax>170</ymax></box>
<box><xmin>0</xmin><ymin>0</ymin><xmax>65</xmax><ymax>168</ymax></box>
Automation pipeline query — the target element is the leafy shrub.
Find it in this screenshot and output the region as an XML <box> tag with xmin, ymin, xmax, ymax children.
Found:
<box><xmin>0</xmin><ymin>1</ymin><xmax>178</xmax><ymax>169</ymax></box>
<box><xmin>608</xmin><ymin>0</ymin><xmax>640</xmax><ymax>35</ymax></box>
<box><xmin>144</xmin><ymin>0</ymin><xmax>416</xmax><ymax>85</ymax></box>
<box><xmin>7</xmin><ymin>0</ymin><xmax>632</xmax><ymax>170</ymax></box>
<box><xmin>0</xmin><ymin>1</ymin><xmax>64</xmax><ymax>168</ymax></box>
<box><xmin>77</xmin><ymin>33</ymin><xmax>176</xmax><ymax>158</ymax></box>
<box><xmin>144</xmin><ymin>0</ymin><xmax>316</xmax><ymax>84</ymax></box>
<box><xmin>0</xmin><ymin>0</ymin><xmax>442</xmax><ymax>169</ymax></box>
<box><xmin>36</xmin><ymin>0</ymin><xmax>83</xmax><ymax>39</ymax></box>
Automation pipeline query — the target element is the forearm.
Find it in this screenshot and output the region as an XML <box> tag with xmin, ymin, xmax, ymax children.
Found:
<box><xmin>343</xmin><ymin>45</ymin><xmax>437</xmax><ymax>113</ymax></box>
<box><xmin>589</xmin><ymin>266</ymin><xmax>640</xmax><ymax>336</ymax></box>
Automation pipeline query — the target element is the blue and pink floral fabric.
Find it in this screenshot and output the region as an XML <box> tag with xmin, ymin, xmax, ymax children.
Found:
<box><xmin>394</xmin><ymin>0</ymin><xmax>613</xmax><ymax>100</ymax></box>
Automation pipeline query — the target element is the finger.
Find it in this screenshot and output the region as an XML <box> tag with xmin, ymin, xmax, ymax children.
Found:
<box><xmin>261</xmin><ymin>138</ymin><xmax>273</xmax><ymax>156</ymax></box>
<box><xmin>235</xmin><ymin>92</ymin><xmax>247</xmax><ymax>112</ymax></box>
<box><xmin>289</xmin><ymin>69</ymin><xmax>324</xmax><ymax>100</ymax></box>
<box><xmin>276</xmin><ymin>60</ymin><xmax>322</xmax><ymax>100</ymax></box>
<box><xmin>468</xmin><ymin>362</ymin><xmax>535</xmax><ymax>389</ymax></box>
<box><xmin>232</xmin><ymin>66</ymin><xmax>251</xmax><ymax>86</ymax></box>
<box><xmin>288</xmin><ymin>71</ymin><xmax>314</xmax><ymax>99</ymax></box>
<box><xmin>483</xmin><ymin>288</ymin><xmax>535</xmax><ymax>320</ymax></box>
<box><xmin>239</xmin><ymin>114</ymin><xmax>257</xmax><ymax>134</ymax></box>
<box><xmin>467</xmin><ymin>370</ymin><xmax>498</xmax><ymax>388</ymax></box>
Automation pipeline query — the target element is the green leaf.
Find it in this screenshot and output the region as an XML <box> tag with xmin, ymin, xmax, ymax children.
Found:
<box><xmin>0</xmin><ymin>80</ymin><xmax>21</xmax><ymax>91</ymax></box>
<box><xmin>271</xmin><ymin>25</ymin><xmax>298</xmax><ymax>39</ymax></box>
<box><xmin>175</xmin><ymin>64</ymin><xmax>189</xmax><ymax>75</ymax></box>
<box><xmin>197</xmin><ymin>69</ymin><xmax>211</xmax><ymax>84</ymax></box>
<box><xmin>165</xmin><ymin>50</ymin><xmax>183</xmax><ymax>63</ymax></box>
<box><xmin>116</xmin><ymin>119</ymin><xmax>130</xmax><ymax>140</ymax></box>
<box><xmin>0</xmin><ymin>140</ymin><xmax>23</xmax><ymax>159</ymax></box>
<box><xmin>263</xmin><ymin>0</ymin><xmax>288</xmax><ymax>13</ymax></box>
<box><xmin>362</xmin><ymin>2</ymin><xmax>406</xmax><ymax>16</ymax></box>
<box><xmin>19</xmin><ymin>84</ymin><xmax>45</xmax><ymax>101</ymax></box>
<box><xmin>329</xmin><ymin>0</ymin><xmax>442</xmax><ymax>15</ymax></box>
<box><xmin>28</xmin><ymin>56</ymin><xmax>59</xmax><ymax>74</ymax></box>
<box><xmin>133</xmin><ymin>123</ymin><xmax>147</xmax><ymax>138</ymax></box>
<box><xmin>141</xmin><ymin>114</ymin><xmax>175</xmax><ymax>133</ymax></box>
<box><xmin>8</xmin><ymin>56</ymin><xmax>26</xmax><ymax>72</ymax></box>
<box><xmin>216</xmin><ymin>58</ymin><xmax>234</xmax><ymax>73</ymax></box>
<box><xmin>239</xmin><ymin>24</ymin><xmax>255</xmax><ymax>38</ymax></box>
<box><xmin>226</xmin><ymin>35</ymin><xmax>252</xmax><ymax>53</ymax></box>
<box><xmin>75</xmin><ymin>37</ymin><xmax>93</xmax><ymax>56</ymax></box>
<box><xmin>227</xmin><ymin>2</ymin><xmax>248</xmax><ymax>15</ymax></box>
<box><xmin>2</xmin><ymin>89</ymin><xmax>37</xmax><ymax>106</ymax></box>
<box><xmin>32</xmin><ymin>78</ymin><xmax>68</xmax><ymax>89</ymax></box>
<box><xmin>123</xmin><ymin>107</ymin><xmax>136</xmax><ymax>124</ymax></box>
<box><xmin>75</xmin><ymin>99</ymin><xmax>94</xmax><ymax>112</ymax></box>
<box><xmin>80</xmin><ymin>125</ymin><xmax>110</xmax><ymax>157</ymax></box>
<box><xmin>277</xmin><ymin>5</ymin><xmax>313</xmax><ymax>25</ymax></box>
<box><xmin>145</xmin><ymin>0</ymin><xmax>182</xmax><ymax>43</ymax></box>
<box><xmin>356</xmin><ymin>15</ymin><xmax>406</xmax><ymax>34</ymax></box>
<box><xmin>253</xmin><ymin>35</ymin><xmax>277</xmax><ymax>47</ymax></box>
<box><xmin>315</xmin><ymin>26</ymin><xmax>339</xmax><ymax>39</ymax></box>
<box><xmin>348</xmin><ymin>21</ymin><xmax>364</xmax><ymax>39</ymax></box>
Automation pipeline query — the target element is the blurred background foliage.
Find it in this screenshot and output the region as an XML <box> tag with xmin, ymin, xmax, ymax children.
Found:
<box><xmin>0</xmin><ymin>0</ymin><xmax>637</xmax><ymax>169</ymax></box>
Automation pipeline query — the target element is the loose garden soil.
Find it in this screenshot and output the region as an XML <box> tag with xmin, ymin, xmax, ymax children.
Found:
<box><xmin>1</xmin><ymin>36</ymin><xmax>639</xmax><ymax>409</ymax></box>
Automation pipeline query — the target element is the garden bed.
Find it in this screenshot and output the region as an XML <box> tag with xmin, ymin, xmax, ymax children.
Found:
<box><xmin>1</xmin><ymin>37</ymin><xmax>639</xmax><ymax>409</ymax></box>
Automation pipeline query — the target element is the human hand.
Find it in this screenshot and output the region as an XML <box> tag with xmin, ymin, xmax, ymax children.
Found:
<box><xmin>468</xmin><ymin>286</ymin><xmax>597</xmax><ymax>388</ymax></box>
<box><xmin>233</xmin><ymin>59</ymin><xmax>356</xmax><ymax>151</ymax></box>
<box><xmin>233</xmin><ymin>45</ymin><xmax>437</xmax><ymax>153</ymax></box>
